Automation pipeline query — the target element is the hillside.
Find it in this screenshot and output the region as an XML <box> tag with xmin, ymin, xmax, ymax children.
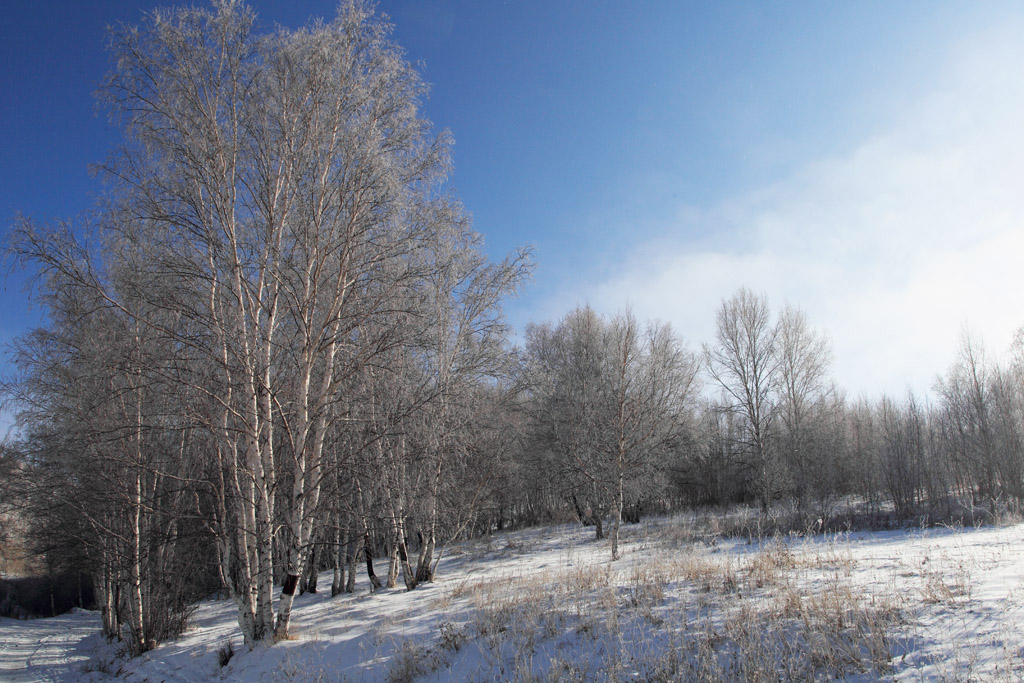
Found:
<box><xmin>2</xmin><ymin>516</ymin><xmax>1023</xmax><ymax>681</ymax></box>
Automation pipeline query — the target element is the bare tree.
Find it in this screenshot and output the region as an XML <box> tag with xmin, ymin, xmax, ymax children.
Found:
<box><xmin>775</xmin><ymin>304</ymin><xmax>833</xmax><ymax>512</ymax></box>
<box><xmin>92</xmin><ymin>0</ymin><xmax>491</xmax><ymax>641</ymax></box>
<box><xmin>936</xmin><ymin>330</ymin><xmax>1024</xmax><ymax>507</ymax></box>
<box><xmin>936</xmin><ymin>332</ymin><xmax>998</xmax><ymax>503</ymax></box>
<box><xmin>673</xmin><ymin>399</ymin><xmax>750</xmax><ymax>507</ymax></box>
<box><xmin>878</xmin><ymin>392</ymin><xmax>927</xmax><ymax>514</ymax></box>
<box><xmin>704</xmin><ymin>288</ymin><xmax>781</xmax><ymax>511</ymax></box>
<box><xmin>2</xmin><ymin>265</ymin><xmax>213</xmax><ymax>654</ymax></box>
<box><xmin>9</xmin><ymin>0</ymin><xmax>528</xmax><ymax>646</ymax></box>
<box><xmin>605</xmin><ymin>311</ymin><xmax>698</xmax><ymax>558</ymax></box>
<box><xmin>527</xmin><ymin>307</ymin><xmax>697</xmax><ymax>559</ymax></box>
<box><xmin>0</xmin><ymin>442</ymin><xmax>17</xmax><ymax>572</ymax></box>
<box><xmin>526</xmin><ymin>307</ymin><xmax>608</xmax><ymax>536</ymax></box>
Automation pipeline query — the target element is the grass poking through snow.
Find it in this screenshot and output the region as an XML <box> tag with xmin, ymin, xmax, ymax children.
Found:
<box><xmin>403</xmin><ymin>526</ymin><xmax>904</xmax><ymax>681</ymax></box>
<box><xmin>6</xmin><ymin>512</ymin><xmax>1024</xmax><ymax>681</ymax></box>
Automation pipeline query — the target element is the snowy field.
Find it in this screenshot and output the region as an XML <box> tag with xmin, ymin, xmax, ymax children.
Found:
<box><xmin>3</xmin><ymin>517</ymin><xmax>1024</xmax><ymax>681</ymax></box>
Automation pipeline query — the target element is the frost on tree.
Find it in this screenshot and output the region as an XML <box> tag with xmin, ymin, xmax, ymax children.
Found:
<box><xmin>10</xmin><ymin>0</ymin><xmax>528</xmax><ymax>648</ymax></box>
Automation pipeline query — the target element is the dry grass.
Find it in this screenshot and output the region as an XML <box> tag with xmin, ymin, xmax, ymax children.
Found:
<box><xmin>676</xmin><ymin>553</ymin><xmax>739</xmax><ymax>594</ymax></box>
<box><xmin>417</xmin><ymin>537</ymin><xmax>904</xmax><ymax>681</ymax></box>
<box><xmin>373</xmin><ymin>513</ymin><xmax>1024</xmax><ymax>681</ymax></box>
<box><xmin>385</xmin><ymin>640</ymin><xmax>445</xmax><ymax>683</ymax></box>
<box><xmin>917</xmin><ymin>550</ymin><xmax>972</xmax><ymax>607</ymax></box>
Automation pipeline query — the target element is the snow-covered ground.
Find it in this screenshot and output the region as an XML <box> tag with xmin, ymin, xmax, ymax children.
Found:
<box><xmin>0</xmin><ymin>609</ymin><xmax>104</xmax><ymax>681</ymax></box>
<box><xmin>3</xmin><ymin>518</ymin><xmax>1023</xmax><ymax>681</ymax></box>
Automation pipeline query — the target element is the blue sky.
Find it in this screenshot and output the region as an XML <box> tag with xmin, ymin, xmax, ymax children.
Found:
<box><xmin>4</xmin><ymin>1</ymin><xmax>1024</xmax><ymax>434</ymax></box>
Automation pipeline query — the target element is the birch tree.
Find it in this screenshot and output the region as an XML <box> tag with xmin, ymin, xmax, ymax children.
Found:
<box><xmin>704</xmin><ymin>288</ymin><xmax>781</xmax><ymax>511</ymax></box>
<box><xmin>413</xmin><ymin>236</ymin><xmax>529</xmax><ymax>582</ymax></box>
<box><xmin>604</xmin><ymin>311</ymin><xmax>698</xmax><ymax>559</ymax></box>
<box><xmin>775</xmin><ymin>304</ymin><xmax>833</xmax><ymax>511</ymax></box>
<box><xmin>10</xmin><ymin>0</ymin><xmax>528</xmax><ymax>646</ymax></box>
<box><xmin>526</xmin><ymin>308</ymin><xmax>609</xmax><ymax>535</ymax></box>
<box><xmin>3</xmin><ymin>256</ymin><xmax>211</xmax><ymax>653</ymax></box>
<box><xmin>95</xmin><ymin>0</ymin><xmax>468</xmax><ymax>641</ymax></box>
<box><xmin>526</xmin><ymin>307</ymin><xmax>697</xmax><ymax>559</ymax></box>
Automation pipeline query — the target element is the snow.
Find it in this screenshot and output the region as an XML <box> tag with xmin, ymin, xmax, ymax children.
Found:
<box><xmin>2</xmin><ymin>519</ymin><xmax>1023</xmax><ymax>681</ymax></box>
<box><xmin>0</xmin><ymin>609</ymin><xmax>106</xmax><ymax>681</ymax></box>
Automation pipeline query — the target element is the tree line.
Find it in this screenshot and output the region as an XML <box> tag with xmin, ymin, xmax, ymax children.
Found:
<box><xmin>4</xmin><ymin>0</ymin><xmax>1024</xmax><ymax>657</ymax></box>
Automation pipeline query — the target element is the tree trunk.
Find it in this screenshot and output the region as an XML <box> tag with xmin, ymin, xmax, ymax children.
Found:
<box><xmin>98</xmin><ymin>564</ymin><xmax>120</xmax><ymax>641</ymax></box>
<box><xmin>393</xmin><ymin>511</ymin><xmax>417</xmax><ymax>591</ymax></box>
<box><xmin>331</xmin><ymin>523</ymin><xmax>344</xmax><ymax>597</ymax></box>
<box><xmin>415</xmin><ymin>448</ymin><xmax>444</xmax><ymax>584</ymax></box>
<box><xmin>611</xmin><ymin>466</ymin><xmax>624</xmax><ymax>561</ymax></box>
<box><xmin>386</xmin><ymin>540</ymin><xmax>400</xmax><ymax>589</ymax></box>
<box><xmin>275</xmin><ymin>571</ymin><xmax>300</xmax><ymax>639</ymax></box>
<box><xmin>415</xmin><ymin>529</ymin><xmax>435</xmax><ymax>584</ymax></box>
<box><xmin>345</xmin><ymin>531</ymin><xmax>358</xmax><ymax>594</ymax></box>
<box><xmin>306</xmin><ymin>543</ymin><xmax>319</xmax><ymax>594</ymax></box>
<box><xmin>127</xmin><ymin>452</ymin><xmax>147</xmax><ymax>654</ymax></box>
<box><xmin>364</xmin><ymin>531</ymin><xmax>382</xmax><ymax>591</ymax></box>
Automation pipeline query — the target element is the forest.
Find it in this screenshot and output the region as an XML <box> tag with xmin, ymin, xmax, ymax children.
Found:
<box><xmin>2</xmin><ymin>0</ymin><xmax>1023</xmax><ymax>661</ymax></box>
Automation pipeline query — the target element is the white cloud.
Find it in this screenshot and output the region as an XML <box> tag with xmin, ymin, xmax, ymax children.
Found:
<box><xmin>564</xmin><ymin>22</ymin><xmax>1024</xmax><ymax>398</ymax></box>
